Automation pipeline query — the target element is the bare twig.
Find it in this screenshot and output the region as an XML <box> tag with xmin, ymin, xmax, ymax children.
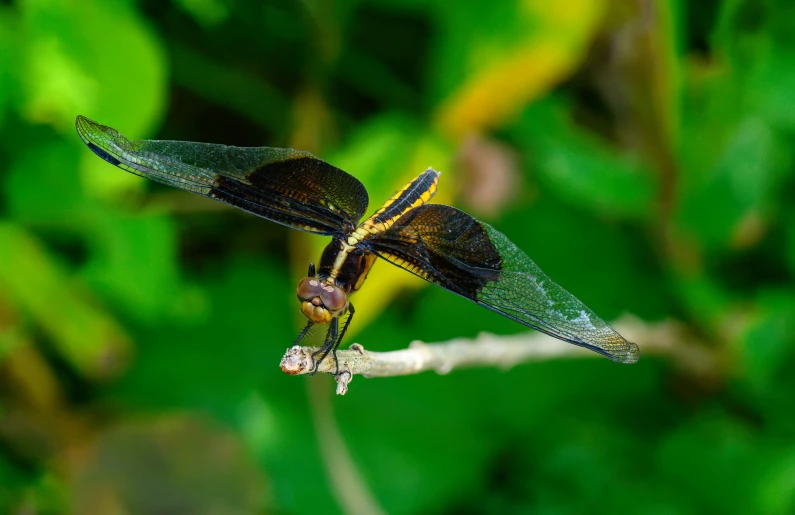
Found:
<box><xmin>280</xmin><ymin>315</ymin><xmax>720</xmax><ymax>394</ymax></box>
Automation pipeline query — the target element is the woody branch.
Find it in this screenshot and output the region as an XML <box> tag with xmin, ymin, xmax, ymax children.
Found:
<box><xmin>280</xmin><ymin>315</ymin><xmax>718</xmax><ymax>395</ymax></box>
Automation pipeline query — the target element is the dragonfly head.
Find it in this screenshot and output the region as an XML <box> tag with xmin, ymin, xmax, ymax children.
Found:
<box><xmin>296</xmin><ymin>276</ymin><xmax>348</xmax><ymax>324</ymax></box>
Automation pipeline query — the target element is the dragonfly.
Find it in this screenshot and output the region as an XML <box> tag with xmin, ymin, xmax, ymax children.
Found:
<box><xmin>76</xmin><ymin>115</ymin><xmax>639</xmax><ymax>372</ymax></box>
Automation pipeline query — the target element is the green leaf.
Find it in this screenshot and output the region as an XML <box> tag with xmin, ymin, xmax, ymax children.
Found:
<box><xmin>0</xmin><ymin>9</ymin><xmax>21</xmax><ymax>127</ymax></box>
<box><xmin>0</xmin><ymin>223</ymin><xmax>131</xmax><ymax>380</ymax></box>
<box><xmin>657</xmin><ymin>413</ymin><xmax>761</xmax><ymax>513</ymax></box>
<box><xmin>19</xmin><ymin>0</ymin><xmax>166</xmax><ymax>134</ymax></box>
<box><xmin>742</xmin><ymin>289</ymin><xmax>795</xmax><ymax>389</ymax></box>
<box><xmin>677</xmin><ymin>117</ymin><xmax>790</xmax><ymax>249</ymax></box>
<box><xmin>512</xmin><ymin>97</ymin><xmax>658</xmax><ymax>220</ymax></box>
<box><xmin>757</xmin><ymin>446</ymin><xmax>795</xmax><ymax>515</ymax></box>
<box><xmin>81</xmin><ymin>211</ymin><xmax>189</xmax><ymax>324</ymax></box>
<box><xmin>4</xmin><ymin>141</ymin><xmax>89</xmax><ymax>226</ymax></box>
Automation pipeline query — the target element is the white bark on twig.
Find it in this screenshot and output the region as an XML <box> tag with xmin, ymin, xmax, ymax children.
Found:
<box><xmin>280</xmin><ymin>315</ymin><xmax>718</xmax><ymax>395</ymax></box>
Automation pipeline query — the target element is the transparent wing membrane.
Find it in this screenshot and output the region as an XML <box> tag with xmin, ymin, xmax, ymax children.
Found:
<box><xmin>76</xmin><ymin>116</ymin><xmax>369</xmax><ymax>235</ymax></box>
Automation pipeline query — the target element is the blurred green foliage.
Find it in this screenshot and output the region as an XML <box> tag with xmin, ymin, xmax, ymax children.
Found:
<box><xmin>1</xmin><ymin>0</ymin><xmax>795</xmax><ymax>513</ymax></box>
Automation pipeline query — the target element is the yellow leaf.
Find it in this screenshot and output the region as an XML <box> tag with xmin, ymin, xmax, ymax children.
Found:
<box><xmin>435</xmin><ymin>0</ymin><xmax>606</xmax><ymax>140</ymax></box>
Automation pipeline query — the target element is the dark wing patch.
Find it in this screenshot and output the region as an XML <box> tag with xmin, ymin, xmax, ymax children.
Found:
<box><xmin>87</xmin><ymin>142</ymin><xmax>122</xmax><ymax>166</ymax></box>
<box><xmin>368</xmin><ymin>205</ymin><xmax>501</xmax><ymax>296</ymax></box>
<box><xmin>76</xmin><ymin>116</ymin><xmax>369</xmax><ymax>235</ymax></box>
<box><xmin>369</xmin><ymin>204</ymin><xmax>639</xmax><ymax>364</ymax></box>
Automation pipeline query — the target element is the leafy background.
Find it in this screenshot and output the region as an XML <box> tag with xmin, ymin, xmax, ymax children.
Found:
<box><xmin>1</xmin><ymin>0</ymin><xmax>795</xmax><ymax>513</ymax></box>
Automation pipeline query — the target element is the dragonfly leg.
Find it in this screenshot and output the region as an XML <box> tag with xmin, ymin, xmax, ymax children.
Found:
<box><xmin>294</xmin><ymin>320</ymin><xmax>314</xmax><ymax>346</ymax></box>
<box><xmin>309</xmin><ymin>304</ymin><xmax>355</xmax><ymax>376</ymax></box>
<box><xmin>329</xmin><ymin>304</ymin><xmax>355</xmax><ymax>376</ymax></box>
<box><xmin>310</xmin><ymin>317</ymin><xmax>339</xmax><ymax>376</ymax></box>
<box><xmin>333</xmin><ymin>304</ymin><xmax>355</xmax><ymax>362</ymax></box>
<box><xmin>307</xmin><ymin>262</ymin><xmax>316</xmax><ymax>277</ymax></box>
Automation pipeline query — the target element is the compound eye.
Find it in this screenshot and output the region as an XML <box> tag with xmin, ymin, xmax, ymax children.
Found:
<box><xmin>320</xmin><ymin>285</ymin><xmax>347</xmax><ymax>311</ymax></box>
<box><xmin>297</xmin><ymin>277</ymin><xmax>323</xmax><ymax>300</ymax></box>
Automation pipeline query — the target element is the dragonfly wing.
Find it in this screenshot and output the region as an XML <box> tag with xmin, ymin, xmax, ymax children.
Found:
<box><xmin>369</xmin><ymin>204</ymin><xmax>639</xmax><ymax>364</ymax></box>
<box><xmin>76</xmin><ymin>116</ymin><xmax>369</xmax><ymax>235</ymax></box>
